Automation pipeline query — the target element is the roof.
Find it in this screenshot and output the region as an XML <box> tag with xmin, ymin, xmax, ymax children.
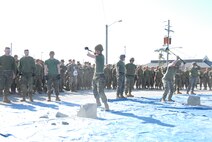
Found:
<box><xmin>144</xmin><ymin>59</ymin><xmax>211</xmax><ymax>68</ymax></box>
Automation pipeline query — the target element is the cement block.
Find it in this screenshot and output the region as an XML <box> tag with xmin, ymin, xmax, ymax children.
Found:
<box><xmin>187</xmin><ymin>95</ymin><xmax>200</xmax><ymax>106</ymax></box>
<box><xmin>77</xmin><ymin>103</ymin><xmax>97</xmax><ymax>119</ymax></box>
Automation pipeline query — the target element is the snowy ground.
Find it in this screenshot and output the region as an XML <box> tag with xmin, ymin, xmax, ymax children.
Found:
<box><xmin>0</xmin><ymin>89</ymin><xmax>212</xmax><ymax>142</ymax></box>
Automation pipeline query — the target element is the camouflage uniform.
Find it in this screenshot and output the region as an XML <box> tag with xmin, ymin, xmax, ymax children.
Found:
<box><xmin>202</xmin><ymin>68</ymin><xmax>211</xmax><ymax>90</ymax></box>
<box><xmin>11</xmin><ymin>55</ymin><xmax>20</xmax><ymax>94</ymax></box>
<box><xmin>19</xmin><ymin>52</ymin><xmax>36</xmax><ymax>102</ymax></box>
<box><xmin>149</xmin><ymin>67</ymin><xmax>155</xmax><ymax>89</ymax></box>
<box><xmin>67</xmin><ymin>60</ymin><xmax>78</xmax><ymax>92</ymax></box>
<box><xmin>143</xmin><ymin>66</ymin><xmax>150</xmax><ymax>89</ymax></box>
<box><xmin>154</xmin><ymin>67</ymin><xmax>163</xmax><ymax>90</ymax></box>
<box><xmin>34</xmin><ymin>59</ymin><xmax>44</xmax><ymax>94</ymax></box>
<box><xmin>44</xmin><ymin>51</ymin><xmax>61</xmax><ymax>101</ymax></box>
<box><xmin>135</xmin><ymin>66</ymin><xmax>143</xmax><ymax>89</ymax></box>
<box><xmin>0</xmin><ymin>50</ymin><xmax>16</xmax><ymax>103</ymax></box>
<box><xmin>161</xmin><ymin>59</ymin><xmax>182</xmax><ymax>102</ymax></box>
<box><xmin>199</xmin><ymin>70</ymin><xmax>204</xmax><ymax>90</ymax></box>
<box><xmin>77</xmin><ymin>63</ymin><xmax>83</xmax><ymax>90</ymax></box>
<box><xmin>187</xmin><ymin>62</ymin><xmax>201</xmax><ymax>94</ymax></box>
<box><xmin>181</xmin><ymin>69</ymin><xmax>189</xmax><ymax>90</ymax></box>
<box><xmin>59</xmin><ymin>60</ymin><xmax>67</xmax><ymax>92</ymax></box>
<box><xmin>111</xmin><ymin>65</ymin><xmax>117</xmax><ymax>89</ymax></box>
<box><xmin>125</xmin><ymin>58</ymin><xmax>136</xmax><ymax>97</ymax></box>
<box><xmin>104</xmin><ymin>64</ymin><xmax>112</xmax><ymax>89</ymax></box>
<box><xmin>88</xmin><ymin>44</ymin><xmax>109</xmax><ymax>110</ymax></box>
<box><xmin>116</xmin><ymin>55</ymin><xmax>126</xmax><ymax>98</ymax></box>
<box><xmin>174</xmin><ymin>70</ymin><xmax>183</xmax><ymax>94</ymax></box>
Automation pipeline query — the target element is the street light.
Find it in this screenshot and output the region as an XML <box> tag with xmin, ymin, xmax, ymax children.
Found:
<box><xmin>105</xmin><ymin>20</ymin><xmax>122</xmax><ymax>64</ymax></box>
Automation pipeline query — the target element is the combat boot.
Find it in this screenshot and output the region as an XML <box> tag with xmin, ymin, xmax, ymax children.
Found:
<box><xmin>120</xmin><ymin>93</ymin><xmax>126</xmax><ymax>98</ymax></box>
<box><xmin>56</xmin><ymin>95</ymin><xmax>61</xmax><ymax>101</ymax></box>
<box><xmin>176</xmin><ymin>91</ymin><xmax>182</xmax><ymax>94</ymax></box>
<box><xmin>20</xmin><ymin>96</ymin><xmax>26</xmax><ymax>102</ymax></box>
<box><xmin>191</xmin><ymin>91</ymin><xmax>196</xmax><ymax>95</ymax></box>
<box><xmin>116</xmin><ymin>93</ymin><xmax>120</xmax><ymax>99</ymax></box>
<box><xmin>3</xmin><ymin>96</ymin><xmax>11</xmax><ymax>103</ymax></box>
<box><xmin>127</xmin><ymin>93</ymin><xmax>134</xmax><ymax>97</ymax></box>
<box><xmin>29</xmin><ymin>94</ymin><xmax>33</xmax><ymax>102</ymax></box>
<box><xmin>47</xmin><ymin>94</ymin><xmax>51</xmax><ymax>102</ymax></box>
<box><xmin>104</xmin><ymin>102</ymin><xmax>109</xmax><ymax>111</ymax></box>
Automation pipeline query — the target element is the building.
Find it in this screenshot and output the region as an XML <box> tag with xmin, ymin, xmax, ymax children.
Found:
<box><xmin>145</xmin><ymin>59</ymin><xmax>211</xmax><ymax>70</ymax></box>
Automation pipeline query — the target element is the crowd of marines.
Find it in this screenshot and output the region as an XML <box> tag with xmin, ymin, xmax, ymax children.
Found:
<box><xmin>0</xmin><ymin>47</ymin><xmax>212</xmax><ymax>103</ymax></box>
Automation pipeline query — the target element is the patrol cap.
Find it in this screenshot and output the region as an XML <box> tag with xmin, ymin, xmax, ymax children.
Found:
<box><xmin>49</xmin><ymin>51</ymin><xmax>55</xmax><ymax>55</ymax></box>
<box><xmin>130</xmin><ymin>57</ymin><xmax>134</xmax><ymax>62</ymax></box>
<box><xmin>192</xmin><ymin>62</ymin><xmax>197</xmax><ymax>65</ymax></box>
<box><xmin>120</xmin><ymin>54</ymin><xmax>126</xmax><ymax>59</ymax></box>
<box><xmin>94</xmin><ymin>44</ymin><xmax>103</xmax><ymax>51</ymax></box>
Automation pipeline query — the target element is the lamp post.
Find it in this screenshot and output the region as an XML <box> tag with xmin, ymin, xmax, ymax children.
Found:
<box><xmin>105</xmin><ymin>20</ymin><xmax>122</xmax><ymax>64</ymax></box>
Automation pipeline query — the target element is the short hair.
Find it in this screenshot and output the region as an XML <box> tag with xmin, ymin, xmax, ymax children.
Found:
<box><xmin>5</xmin><ymin>47</ymin><xmax>10</xmax><ymax>50</ymax></box>
<box><xmin>49</xmin><ymin>51</ymin><xmax>55</xmax><ymax>54</ymax></box>
<box><xmin>24</xmin><ymin>49</ymin><xmax>29</xmax><ymax>51</ymax></box>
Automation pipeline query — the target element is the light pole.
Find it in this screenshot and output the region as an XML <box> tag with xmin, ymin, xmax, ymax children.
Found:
<box><xmin>105</xmin><ymin>20</ymin><xmax>122</xmax><ymax>64</ymax></box>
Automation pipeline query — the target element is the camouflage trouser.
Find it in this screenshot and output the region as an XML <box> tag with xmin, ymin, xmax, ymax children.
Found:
<box><xmin>125</xmin><ymin>75</ymin><xmax>135</xmax><ymax>94</ymax></box>
<box><xmin>116</xmin><ymin>73</ymin><xmax>125</xmax><ymax>96</ymax></box>
<box><xmin>174</xmin><ymin>78</ymin><xmax>182</xmax><ymax>92</ymax></box>
<box><xmin>162</xmin><ymin>79</ymin><xmax>174</xmax><ymax>100</ymax></box>
<box><xmin>47</xmin><ymin>74</ymin><xmax>60</xmax><ymax>96</ymax></box>
<box><xmin>59</xmin><ymin>73</ymin><xmax>65</xmax><ymax>91</ymax></box>
<box><xmin>92</xmin><ymin>74</ymin><xmax>107</xmax><ymax>103</ymax></box>
<box><xmin>0</xmin><ymin>70</ymin><xmax>13</xmax><ymax>96</ymax></box>
<box><xmin>20</xmin><ymin>73</ymin><xmax>34</xmax><ymax>97</ymax></box>
<box><xmin>70</xmin><ymin>76</ymin><xmax>78</xmax><ymax>91</ymax></box>
<box><xmin>11</xmin><ymin>75</ymin><xmax>21</xmax><ymax>93</ymax></box>
<box><xmin>34</xmin><ymin>75</ymin><xmax>43</xmax><ymax>93</ymax></box>
<box><xmin>187</xmin><ymin>77</ymin><xmax>198</xmax><ymax>93</ymax></box>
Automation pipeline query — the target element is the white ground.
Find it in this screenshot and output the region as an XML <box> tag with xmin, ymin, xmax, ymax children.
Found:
<box><xmin>0</xmin><ymin>89</ymin><xmax>212</xmax><ymax>142</ymax></box>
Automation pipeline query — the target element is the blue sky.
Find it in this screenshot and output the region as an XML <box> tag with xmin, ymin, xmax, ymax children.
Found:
<box><xmin>0</xmin><ymin>0</ymin><xmax>211</xmax><ymax>64</ymax></box>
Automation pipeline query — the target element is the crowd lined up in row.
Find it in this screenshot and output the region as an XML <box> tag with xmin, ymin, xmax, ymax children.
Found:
<box><xmin>0</xmin><ymin>47</ymin><xmax>212</xmax><ymax>103</ymax></box>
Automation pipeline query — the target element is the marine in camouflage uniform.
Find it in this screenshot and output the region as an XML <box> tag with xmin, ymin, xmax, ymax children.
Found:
<box><xmin>34</xmin><ymin>59</ymin><xmax>44</xmax><ymax>94</ymax></box>
<box><xmin>154</xmin><ymin>66</ymin><xmax>163</xmax><ymax>90</ymax></box>
<box><xmin>0</xmin><ymin>47</ymin><xmax>16</xmax><ymax>103</ymax></box>
<box><xmin>181</xmin><ymin>68</ymin><xmax>189</xmax><ymax>90</ymax></box>
<box><xmin>116</xmin><ymin>54</ymin><xmax>126</xmax><ymax>99</ymax></box>
<box><xmin>87</xmin><ymin>44</ymin><xmax>109</xmax><ymax>111</ymax></box>
<box><xmin>104</xmin><ymin>64</ymin><xmax>112</xmax><ymax>89</ymax></box>
<box><xmin>174</xmin><ymin>69</ymin><xmax>183</xmax><ymax>94</ymax></box>
<box><xmin>76</xmin><ymin>62</ymin><xmax>83</xmax><ymax>90</ymax></box>
<box><xmin>143</xmin><ymin>66</ymin><xmax>151</xmax><ymax>89</ymax></box>
<box><xmin>44</xmin><ymin>51</ymin><xmax>61</xmax><ymax>101</ymax></box>
<box><xmin>149</xmin><ymin>67</ymin><xmax>155</xmax><ymax>89</ymax></box>
<box><xmin>161</xmin><ymin>58</ymin><xmax>184</xmax><ymax>102</ymax></box>
<box><xmin>59</xmin><ymin>59</ymin><xmax>67</xmax><ymax>92</ymax></box>
<box><xmin>202</xmin><ymin>68</ymin><xmax>211</xmax><ymax>90</ymax></box>
<box><xmin>186</xmin><ymin>62</ymin><xmax>201</xmax><ymax>94</ymax></box>
<box><xmin>67</xmin><ymin>59</ymin><xmax>78</xmax><ymax>92</ymax></box>
<box><xmin>11</xmin><ymin>54</ymin><xmax>20</xmax><ymax>94</ymax></box>
<box><xmin>19</xmin><ymin>49</ymin><xmax>36</xmax><ymax>102</ymax></box>
<box><xmin>125</xmin><ymin>57</ymin><xmax>136</xmax><ymax>97</ymax></box>
<box><xmin>111</xmin><ymin>64</ymin><xmax>117</xmax><ymax>89</ymax></box>
<box><xmin>135</xmin><ymin>66</ymin><xmax>143</xmax><ymax>89</ymax></box>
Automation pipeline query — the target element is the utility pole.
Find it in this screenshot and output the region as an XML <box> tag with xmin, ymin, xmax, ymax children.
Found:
<box><xmin>164</xmin><ymin>20</ymin><xmax>174</xmax><ymax>66</ymax></box>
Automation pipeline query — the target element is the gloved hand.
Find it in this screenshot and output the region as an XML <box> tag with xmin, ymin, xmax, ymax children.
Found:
<box><xmin>56</xmin><ymin>74</ymin><xmax>61</xmax><ymax>80</ymax></box>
